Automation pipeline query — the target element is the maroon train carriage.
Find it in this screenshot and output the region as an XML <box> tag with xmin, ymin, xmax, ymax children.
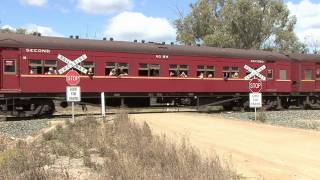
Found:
<box><xmin>0</xmin><ymin>32</ymin><xmax>320</xmax><ymax>117</ymax></box>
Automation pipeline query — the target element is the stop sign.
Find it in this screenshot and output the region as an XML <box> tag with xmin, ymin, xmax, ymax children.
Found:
<box><xmin>249</xmin><ymin>78</ymin><xmax>262</xmax><ymax>93</ymax></box>
<box><xmin>66</xmin><ymin>70</ymin><xmax>80</xmax><ymax>86</ymax></box>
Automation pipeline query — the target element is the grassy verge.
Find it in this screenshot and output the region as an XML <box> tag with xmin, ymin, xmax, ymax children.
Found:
<box><xmin>0</xmin><ymin>112</ymin><xmax>240</xmax><ymax>179</ymax></box>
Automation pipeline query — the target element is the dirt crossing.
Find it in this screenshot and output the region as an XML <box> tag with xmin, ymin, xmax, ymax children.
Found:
<box><xmin>131</xmin><ymin>113</ymin><xmax>320</xmax><ymax>180</ymax></box>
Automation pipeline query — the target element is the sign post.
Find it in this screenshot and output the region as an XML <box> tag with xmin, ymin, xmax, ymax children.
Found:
<box><xmin>66</xmin><ymin>86</ymin><xmax>81</xmax><ymax>121</ymax></box>
<box><xmin>249</xmin><ymin>93</ymin><xmax>262</xmax><ymax>120</ymax></box>
<box><xmin>58</xmin><ymin>54</ymin><xmax>87</xmax><ymax>121</ymax></box>
<box><xmin>245</xmin><ymin>64</ymin><xmax>266</xmax><ymax>121</ymax></box>
<box><xmin>101</xmin><ymin>92</ymin><xmax>106</xmax><ymax>117</ymax></box>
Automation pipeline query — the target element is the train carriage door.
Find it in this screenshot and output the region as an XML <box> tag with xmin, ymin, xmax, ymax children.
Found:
<box><xmin>315</xmin><ymin>66</ymin><xmax>320</xmax><ymax>90</ymax></box>
<box><xmin>266</xmin><ymin>61</ymin><xmax>275</xmax><ymax>90</ymax></box>
<box><xmin>1</xmin><ymin>56</ymin><xmax>20</xmax><ymax>90</ymax></box>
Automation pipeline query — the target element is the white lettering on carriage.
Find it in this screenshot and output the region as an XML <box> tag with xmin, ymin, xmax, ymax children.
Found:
<box><xmin>25</xmin><ymin>48</ymin><xmax>51</xmax><ymax>53</ymax></box>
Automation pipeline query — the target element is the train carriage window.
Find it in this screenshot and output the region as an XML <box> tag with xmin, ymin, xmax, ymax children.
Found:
<box><xmin>197</xmin><ymin>65</ymin><xmax>215</xmax><ymax>78</ymax></box>
<box><xmin>119</xmin><ymin>63</ymin><xmax>129</xmax><ymax>75</ymax></box>
<box><xmin>139</xmin><ymin>64</ymin><xmax>160</xmax><ymax>76</ymax></box>
<box><xmin>197</xmin><ymin>65</ymin><xmax>205</xmax><ymax>78</ymax></box>
<box><xmin>4</xmin><ymin>59</ymin><xmax>16</xmax><ymax>73</ymax></box>
<box><xmin>206</xmin><ymin>66</ymin><xmax>215</xmax><ymax>78</ymax></box>
<box><xmin>44</xmin><ymin>60</ymin><xmax>58</xmax><ymax>74</ymax></box>
<box><xmin>267</xmin><ymin>69</ymin><xmax>273</xmax><ymax>79</ymax></box>
<box><xmin>304</xmin><ymin>70</ymin><xmax>313</xmax><ymax>80</ymax></box>
<box><xmin>29</xmin><ymin>60</ymin><xmax>43</xmax><ymax>74</ymax></box>
<box><xmin>179</xmin><ymin>65</ymin><xmax>189</xmax><ymax>77</ymax></box>
<box><xmin>223</xmin><ymin>66</ymin><xmax>240</xmax><ymax>79</ymax></box>
<box><xmin>105</xmin><ymin>62</ymin><xmax>129</xmax><ymax>76</ymax></box>
<box><xmin>169</xmin><ymin>64</ymin><xmax>189</xmax><ymax>77</ymax></box>
<box><xmin>29</xmin><ymin>60</ymin><xmax>58</xmax><ymax>74</ymax></box>
<box><xmin>316</xmin><ymin>69</ymin><xmax>320</xmax><ymax>80</ymax></box>
<box><xmin>279</xmin><ymin>69</ymin><xmax>287</xmax><ymax>80</ymax></box>
<box><xmin>81</xmin><ymin>61</ymin><xmax>95</xmax><ymax>75</ymax></box>
<box><xmin>106</xmin><ymin>62</ymin><xmax>115</xmax><ymax>75</ymax></box>
<box><xmin>169</xmin><ymin>64</ymin><xmax>178</xmax><ymax>76</ymax></box>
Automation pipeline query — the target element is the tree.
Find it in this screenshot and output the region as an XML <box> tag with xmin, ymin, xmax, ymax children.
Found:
<box><xmin>0</xmin><ymin>27</ymin><xmax>33</xmax><ymax>35</ymax></box>
<box><xmin>175</xmin><ymin>0</ymin><xmax>305</xmax><ymax>52</ymax></box>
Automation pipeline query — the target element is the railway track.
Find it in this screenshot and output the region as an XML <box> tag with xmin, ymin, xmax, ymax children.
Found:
<box><xmin>2</xmin><ymin>107</ymin><xmax>198</xmax><ymax>121</ymax></box>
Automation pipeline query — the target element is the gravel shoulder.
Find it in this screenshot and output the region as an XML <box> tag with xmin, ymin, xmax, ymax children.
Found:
<box><xmin>131</xmin><ymin>113</ymin><xmax>320</xmax><ymax>180</ymax></box>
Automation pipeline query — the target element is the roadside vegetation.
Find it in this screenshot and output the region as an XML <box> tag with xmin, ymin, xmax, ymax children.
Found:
<box><xmin>0</xmin><ymin>112</ymin><xmax>240</xmax><ymax>179</ymax></box>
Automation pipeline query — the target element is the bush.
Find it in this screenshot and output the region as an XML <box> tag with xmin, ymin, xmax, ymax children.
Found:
<box><xmin>257</xmin><ymin>109</ymin><xmax>267</xmax><ymax>123</ymax></box>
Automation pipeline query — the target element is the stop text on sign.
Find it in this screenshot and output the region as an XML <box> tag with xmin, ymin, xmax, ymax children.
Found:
<box><xmin>249</xmin><ymin>82</ymin><xmax>261</xmax><ymax>89</ymax></box>
<box><xmin>66</xmin><ymin>70</ymin><xmax>80</xmax><ymax>86</ymax></box>
<box><xmin>249</xmin><ymin>78</ymin><xmax>262</xmax><ymax>93</ymax></box>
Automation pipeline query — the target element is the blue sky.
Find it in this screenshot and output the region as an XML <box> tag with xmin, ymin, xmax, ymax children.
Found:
<box><xmin>1</xmin><ymin>0</ymin><xmax>320</xmax><ymax>48</ymax></box>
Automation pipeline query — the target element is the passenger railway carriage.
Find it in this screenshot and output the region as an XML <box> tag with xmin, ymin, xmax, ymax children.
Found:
<box><xmin>1</xmin><ymin>32</ymin><xmax>320</xmax><ymax>117</ymax></box>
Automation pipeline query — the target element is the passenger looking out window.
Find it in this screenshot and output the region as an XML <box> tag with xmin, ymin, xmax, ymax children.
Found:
<box><xmin>29</xmin><ymin>60</ymin><xmax>58</xmax><ymax>75</ymax></box>
<box><xmin>139</xmin><ymin>64</ymin><xmax>160</xmax><ymax>76</ymax></box>
<box><xmin>169</xmin><ymin>64</ymin><xmax>189</xmax><ymax>77</ymax></box>
<box><xmin>223</xmin><ymin>66</ymin><xmax>240</xmax><ymax>79</ymax></box>
<box><xmin>180</xmin><ymin>71</ymin><xmax>187</xmax><ymax>78</ymax></box>
<box><xmin>81</xmin><ymin>61</ymin><xmax>95</xmax><ymax>75</ymax></box>
<box><xmin>197</xmin><ymin>65</ymin><xmax>215</xmax><ymax>78</ymax></box>
<box><xmin>105</xmin><ymin>62</ymin><xmax>129</xmax><ymax>76</ymax></box>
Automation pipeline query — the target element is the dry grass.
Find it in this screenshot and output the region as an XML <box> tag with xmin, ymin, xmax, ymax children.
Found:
<box><xmin>0</xmin><ymin>112</ymin><xmax>240</xmax><ymax>179</ymax></box>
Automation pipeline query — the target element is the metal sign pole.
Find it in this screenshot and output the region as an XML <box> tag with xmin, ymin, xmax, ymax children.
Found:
<box><xmin>101</xmin><ymin>92</ymin><xmax>106</xmax><ymax>117</ymax></box>
<box><xmin>255</xmin><ymin>107</ymin><xmax>257</xmax><ymax>121</ymax></box>
<box><xmin>72</xmin><ymin>102</ymin><xmax>75</xmax><ymax>121</ymax></box>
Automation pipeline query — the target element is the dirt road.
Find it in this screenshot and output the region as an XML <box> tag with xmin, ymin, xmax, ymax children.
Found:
<box><xmin>131</xmin><ymin>113</ymin><xmax>320</xmax><ymax>180</ymax></box>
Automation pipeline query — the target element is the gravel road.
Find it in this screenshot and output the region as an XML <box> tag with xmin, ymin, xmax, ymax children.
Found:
<box><xmin>132</xmin><ymin>113</ymin><xmax>320</xmax><ymax>180</ymax></box>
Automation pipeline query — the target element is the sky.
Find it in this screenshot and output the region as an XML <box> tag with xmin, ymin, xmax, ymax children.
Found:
<box><xmin>1</xmin><ymin>0</ymin><xmax>320</xmax><ymax>48</ymax></box>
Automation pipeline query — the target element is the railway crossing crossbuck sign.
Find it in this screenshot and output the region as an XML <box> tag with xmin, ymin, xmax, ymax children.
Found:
<box><xmin>57</xmin><ymin>54</ymin><xmax>88</xmax><ymax>74</ymax></box>
<box><xmin>244</xmin><ymin>65</ymin><xmax>266</xmax><ymax>80</ymax></box>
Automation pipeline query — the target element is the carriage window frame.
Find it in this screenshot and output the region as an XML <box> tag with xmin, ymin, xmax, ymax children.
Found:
<box><xmin>279</xmin><ymin>69</ymin><xmax>288</xmax><ymax>80</ymax></box>
<box><xmin>138</xmin><ymin>63</ymin><xmax>160</xmax><ymax>76</ymax></box>
<box><xmin>105</xmin><ymin>62</ymin><xmax>129</xmax><ymax>76</ymax></box>
<box><xmin>79</xmin><ymin>61</ymin><xmax>95</xmax><ymax>75</ymax></box>
<box><xmin>29</xmin><ymin>60</ymin><xmax>58</xmax><ymax>75</ymax></box>
<box><xmin>3</xmin><ymin>59</ymin><xmax>16</xmax><ymax>74</ymax></box>
<box><xmin>223</xmin><ymin>66</ymin><xmax>240</xmax><ymax>78</ymax></box>
<box><xmin>197</xmin><ymin>65</ymin><xmax>215</xmax><ymax>78</ymax></box>
<box><xmin>169</xmin><ymin>64</ymin><xmax>189</xmax><ymax>77</ymax></box>
<box><xmin>267</xmin><ymin>69</ymin><xmax>273</xmax><ymax>80</ymax></box>
<box><xmin>304</xmin><ymin>69</ymin><xmax>313</xmax><ymax>80</ymax></box>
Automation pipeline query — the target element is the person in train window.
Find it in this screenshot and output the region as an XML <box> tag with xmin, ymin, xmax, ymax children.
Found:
<box><xmin>88</xmin><ymin>68</ymin><xmax>94</xmax><ymax>78</ymax></box>
<box><xmin>119</xmin><ymin>66</ymin><xmax>127</xmax><ymax>76</ymax></box>
<box><xmin>223</xmin><ymin>72</ymin><xmax>229</xmax><ymax>80</ymax></box>
<box><xmin>30</xmin><ymin>69</ymin><xmax>34</xmax><ymax>74</ymax></box>
<box><xmin>233</xmin><ymin>72</ymin><xmax>239</xmax><ymax>78</ymax></box>
<box><xmin>207</xmin><ymin>73</ymin><xmax>213</xmax><ymax>78</ymax></box>
<box><xmin>180</xmin><ymin>71</ymin><xmax>187</xmax><ymax>78</ymax></box>
<box><xmin>170</xmin><ymin>71</ymin><xmax>175</xmax><ymax>77</ymax></box>
<box><xmin>46</xmin><ymin>67</ymin><xmax>56</xmax><ymax>75</ymax></box>
<box><xmin>198</xmin><ymin>72</ymin><xmax>204</xmax><ymax>78</ymax></box>
<box><xmin>109</xmin><ymin>69</ymin><xmax>116</xmax><ymax>76</ymax></box>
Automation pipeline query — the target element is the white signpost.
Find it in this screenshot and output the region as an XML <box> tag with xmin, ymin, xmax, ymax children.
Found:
<box><xmin>58</xmin><ymin>54</ymin><xmax>88</xmax><ymax>121</ymax></box>
<box><xmin>245</xmin><ymin>64</ymin><xmax>266</xmax><ymax>121</ymax></box>
<box><xmin>66</xmin><ymin>86</ymin><xmax>81</xmax><ymax>121</ymax></box>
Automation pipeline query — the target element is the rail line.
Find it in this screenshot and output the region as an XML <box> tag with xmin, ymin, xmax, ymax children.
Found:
<box><xmin>3</xmin><ymin>107</ymin><xmax>198</xmax><ymax>121</ymax></box>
